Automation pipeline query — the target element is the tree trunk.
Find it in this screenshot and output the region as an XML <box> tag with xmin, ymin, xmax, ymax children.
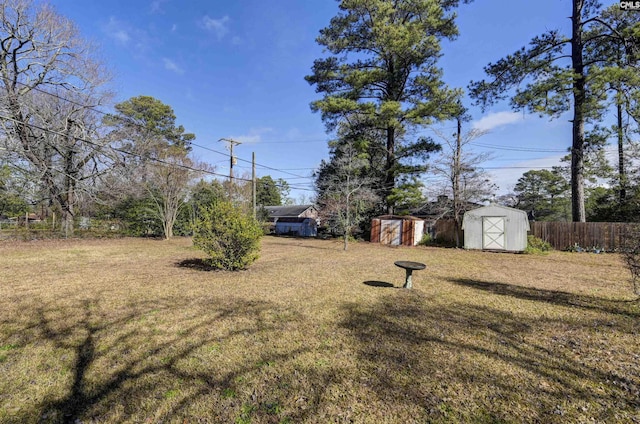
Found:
<box><xmin>165</xmin><ymin>223</ymin><xmax>173</xmax><ymax>239</ymax></box>
<box><xmin>162</xmin><ymin>205</ymin><xmax>176</xmax><ymax>239</ymax></box>
<box><xmin>385</xmin><ymin>126</ymin><xmax>395</xmax><ymax>215</ymax></box>
<box><xmin>63</xmin><ymin>147</ymin><xmax>76</xmax><ymax>237</ymax></box>
<box><xmin>570</xmin><ymin>0</ymin><xmax>586</xmax><ymax>222</ymax></box>
<box><xmin>617</xmin><ymin>97</ymin><xmax>626</xmax><ymax>204</ymax></box>
<box><xmin>344</xmin><ymin>189</ymin><xmax>350</xmax><ymax>251</ymax></box>
<box><xmin>62</xmin><ymin>209</ymin><xmax>74</xmax><ymax>238</ymax></box>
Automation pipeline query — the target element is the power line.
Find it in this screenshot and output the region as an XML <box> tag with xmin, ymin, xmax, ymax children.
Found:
<box><xmin>233</xmin><ymin>166</ymin><xmax>312</xmax><ymax>180</ymax></box>
<box><xmin>278</xmin><ymin>167</ymin><xmax>319</xmax><ymax>171</ymax></box>
<box><xmin>469</xmin><ymin>141</ymin><xmax>569</xmax><ymax>153</ymax></box>
<box><xmin>0</xmin><ymin>113</ymin><xmax>253</xmax><ymax>182</ymax></box>
<box><xmin>189</xmin><ymin>141</ymin><xmax>312</xmax><ymax>179</ymax></box>
<box><xmin>230</xmin><ymin>153</ymin><xmax>312</xmax><ymax>179</ymax></box>
<box><xmin>15</xmin><ymin>80</ymin><xmax>327</xmax><ymax>146</ymax></box>
<box><xmin>482</xmin><ymin>166</ymin><xmax>559</xmax><ymax>170</ymax></box>
<box><xmin>4</xmin><ymin>81</ymin><xmax>576</xmax><ymax>180</ymax></box>
<box><xmin>11</xmin><ymin>81</ymin><xmax>606</xmax><ymax>189</ymax></box>
<box><xmin>1</xmin><ymin>114</ymin><xmax>317</xmax><ymax>192</ymax></box>
<box><xmin>239</xmin><ymin>138</ymin><xmax>328</xmax><ymax>144</ymax></box>
<box><xmin>11</xmin><ymin>80</ymin><xmax>316</xmax><ymax>183</ymax></box>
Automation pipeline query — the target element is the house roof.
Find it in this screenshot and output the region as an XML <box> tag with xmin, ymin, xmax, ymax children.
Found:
<box><xmin>263</xmin><ymin>204</ymin><xmax>316</xmax><ymax>218</ymax></box>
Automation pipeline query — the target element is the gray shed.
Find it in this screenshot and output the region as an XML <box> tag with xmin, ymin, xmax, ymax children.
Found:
<box><xmin>462</xmin><ymin>204</ymin><xmax>530</xmax><ymax>251</ymax></box>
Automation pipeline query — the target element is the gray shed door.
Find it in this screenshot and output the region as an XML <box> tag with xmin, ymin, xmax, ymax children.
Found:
<box><xmin>482</xmin><ymin>217</ymin><xmax>505</xmax><ymax>250</ymax></box>
<box><xmin>380</xmin><ymin>220</ymin><xmax>401</xmax><ymax>245</ymax></box>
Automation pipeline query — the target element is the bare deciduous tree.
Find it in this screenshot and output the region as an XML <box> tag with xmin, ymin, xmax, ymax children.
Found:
<box><xmin>104</xmin><ymin>96</ymin><xmax>202</xmax><ymax>239</ymax></box>
<box><xmin>0</xmin><ymin>0</ymin><xmax>112</xmax><ymax>235</ymax></box>
<box><xmin>145</xmin><ymin>154</ymin><xmax>206</xmax><ymax>239</ymax></box>
<box><xmin>317</xmin><ymin>141</ymin><xmax>379</xmax><ymax>251</ymax></box>
<box><xmin>430</xmin><ymin>117</ymin><xmax>494</xmax><ymax>247</ymax></box>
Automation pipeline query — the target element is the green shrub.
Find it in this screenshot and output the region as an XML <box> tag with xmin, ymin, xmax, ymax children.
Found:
<box><xmin>524</xmin><ymin>235</ymin><xmax>552</xmax><ymax>255</ymax></box>
<box><xmin>112</xmin><ymin>196</ymin><xmax>163</xmax><ymax>237</ymax></box>
<box><xmin>418</xmin><ymin>233</ymin><xmax>432</xmax><ymax>246</ymax></box>
<box><xmin>193</xmin><ymin>200</ymin><xmax>263</xmax><ymax>271</ymax></box>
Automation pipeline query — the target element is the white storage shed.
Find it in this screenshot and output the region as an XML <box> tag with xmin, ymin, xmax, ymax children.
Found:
<box><xmin>462</xmin><ymin>204</ymin><xmax>530</xmax><ymax>252</ymax></box>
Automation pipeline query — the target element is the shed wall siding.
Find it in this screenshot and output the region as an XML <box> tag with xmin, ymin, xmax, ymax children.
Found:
<box><xmin>401</xmin><ymin>220</ymin><xmax>414</xmax><ymax>246</ymax></box>
<box><xmin>371</xmin><ymin>216</ymin><xmax>425</xmax><ymax>246</ymax></box>
<box><xmin>370</xmin><ymin>219</ymin><xmax>381</xmax><ymax>243</ymax></box>
<box><xmin>463</xmin><ymin>205</ymin><xmax>529</xmax><ymax>251</ymax></box>
<box><xmin>463</xmin><ymin>215</ymin><xmax>483</xmax><ymax>250</ymax></box>
<box><xmin>381</xmin><ymin>220</ymin><xmax>402</xmax><ymax>245</ymax></box>
<box><xmin>414</xmin><ymin>221</ymin><xmax>424</xmax><ymax>246</ymax></box>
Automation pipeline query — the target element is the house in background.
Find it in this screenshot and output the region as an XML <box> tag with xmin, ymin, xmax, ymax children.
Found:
<box><xmin>263</xmin><ymin>205</ymin><xmax>318</xmax><ymax>237</ymax></box>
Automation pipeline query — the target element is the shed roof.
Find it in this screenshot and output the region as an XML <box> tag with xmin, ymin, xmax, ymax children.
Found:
<box><xmin>374</xmin><ymin>215</ymin><xmax>423</xmax><ymax>221</ymax></box>
<box><xmin>464</xmin><ymin>203</ymin><xmax>529</xmax><ymax>217</ymax></box>
<box><xmin>462</xmin><ymin>204</ymin><xmax>530</xmax><ymax>230</ymax></box>
<box><xmin>263</xmin><ymin>204</ymin><xmax>316</xmax><ymax>218</ymax></box>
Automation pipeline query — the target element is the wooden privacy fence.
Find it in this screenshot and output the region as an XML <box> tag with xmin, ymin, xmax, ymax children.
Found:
<box><xmin>426</xmin><ymin>220</ymin><xmax>636</xmax><ymax>251</ymax></box>
<box><xmin>425</xmin><ymin>219</ymin><xmax>463</xmax><ymax>246</ymax></box>
<box><xmin>529</xmin><ymin>222</ymin><xmax>635</xmax><ymax>251</ymax></box>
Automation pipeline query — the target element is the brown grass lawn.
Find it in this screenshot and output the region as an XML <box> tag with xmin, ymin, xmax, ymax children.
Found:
<box><xmin>0</xmin><ymin>236</ymin><xmax>638</xmax><ymax>423</ymax></box>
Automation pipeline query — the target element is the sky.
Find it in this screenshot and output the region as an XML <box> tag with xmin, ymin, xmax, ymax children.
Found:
<box><xmin>51</xmin><ymin>0</ymin><xmax>622</xmax><ymax>201</ymax></box>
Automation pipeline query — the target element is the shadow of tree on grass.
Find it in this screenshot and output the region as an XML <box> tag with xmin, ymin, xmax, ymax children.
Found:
<box><xmin>339</xmin><ymin>291</ymin><xmax>640</xmax><ymax>422</ymax></box>
<box><xmin>175</xmin><ymin>258</ymin><xmax>217</xmax><ymax>271</ymax></box>
<box><xmin>448</xmin><ymin>278</ymin><xmax>640</xmax><ymax>318</ymax></box>
<box><xmin>2</xmin><ymin>276</ymin><xmax>638</xmax><ymax>423</ymax></box>
<box><xmin>1</xmin><ymin>295</ymin><xmax>341</xmax><ymax>423</ymax></box>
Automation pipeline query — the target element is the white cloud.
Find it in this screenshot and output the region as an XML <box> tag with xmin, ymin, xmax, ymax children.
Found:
<box><xmin>171</xmin><ymin>24</ymin><xmax>178</xmax><ymax>33</ymax></box>
<box><xmin>150</xmin><ymin>0</ymin><xmax>168</xmax><ymax>14</ymax></box>
<box><xmin>285</xmin><ymin>128</ymin><xmax>303</xmax><ymax>140</ymax></box>
<box><xmin>228</xmin><ymin>128</ymin><xmax>274</xmax><ymax>144</ymax></box>
<box><xmin>472</xmin><ymin>111</ymin><xmax>524</xmax><ymax>132</ymax></box>
<box><xmin>104</xmin><ymin>17</ymin><xmax>131</xmax><ymax>44</ymax></box>
<box><xmin>201</xmin><ymin>15</ymin><xmax>230</xmax><ymax>40</ymax></box>
<box><xmin>102</xmin><ymin>17</ymin><xmax>152</xmax><ymax>51</ymax></box>
<box><xmin>163</xmin><ymin>58</ymin><xmax>184</xmax><ymax>75</ymax></box>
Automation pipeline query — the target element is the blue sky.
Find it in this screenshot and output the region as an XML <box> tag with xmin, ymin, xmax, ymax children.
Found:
<box><xmin>53</xmin><ymin>0</ymin><xmax>620</xmax><ymax>201</ymax></box>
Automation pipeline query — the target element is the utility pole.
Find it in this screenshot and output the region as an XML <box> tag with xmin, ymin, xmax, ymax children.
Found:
<box><xmin>252</xmin><ymin>152</ymin><xmax>257</xmax><ymax>219</ymax></box>
<box><xmin>219</xmin><ymin>138</ymin><xmax>241</xmax><ymax>200</ymax></box>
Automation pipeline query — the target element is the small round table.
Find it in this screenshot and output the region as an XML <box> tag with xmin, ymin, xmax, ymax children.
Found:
<box><xmin>394</xmin><ymin>261</ymin><xmax>426</xmax><ymax>289</ymax></box>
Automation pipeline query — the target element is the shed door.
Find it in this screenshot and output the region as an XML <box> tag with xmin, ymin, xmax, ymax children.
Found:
<box><xmin>380</xmin><ymin>220</ymin><xmax>401</xmax><ymax>245</ymax></box>
<box><xmin>482</xmin><ymin>217</ymin><xmax>505</xmax><ymax>250</ymax></box>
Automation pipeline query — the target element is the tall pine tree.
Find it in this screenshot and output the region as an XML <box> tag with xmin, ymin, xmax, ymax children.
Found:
<box><xmin>469</xmin><ymin>0</ymin><xmax>638</xmax><ymax>222</ymax></box>
<box><xmin>306</xmin><ymin>0</ymin><xmax>467</xmax><ymax>213</ymax></box>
